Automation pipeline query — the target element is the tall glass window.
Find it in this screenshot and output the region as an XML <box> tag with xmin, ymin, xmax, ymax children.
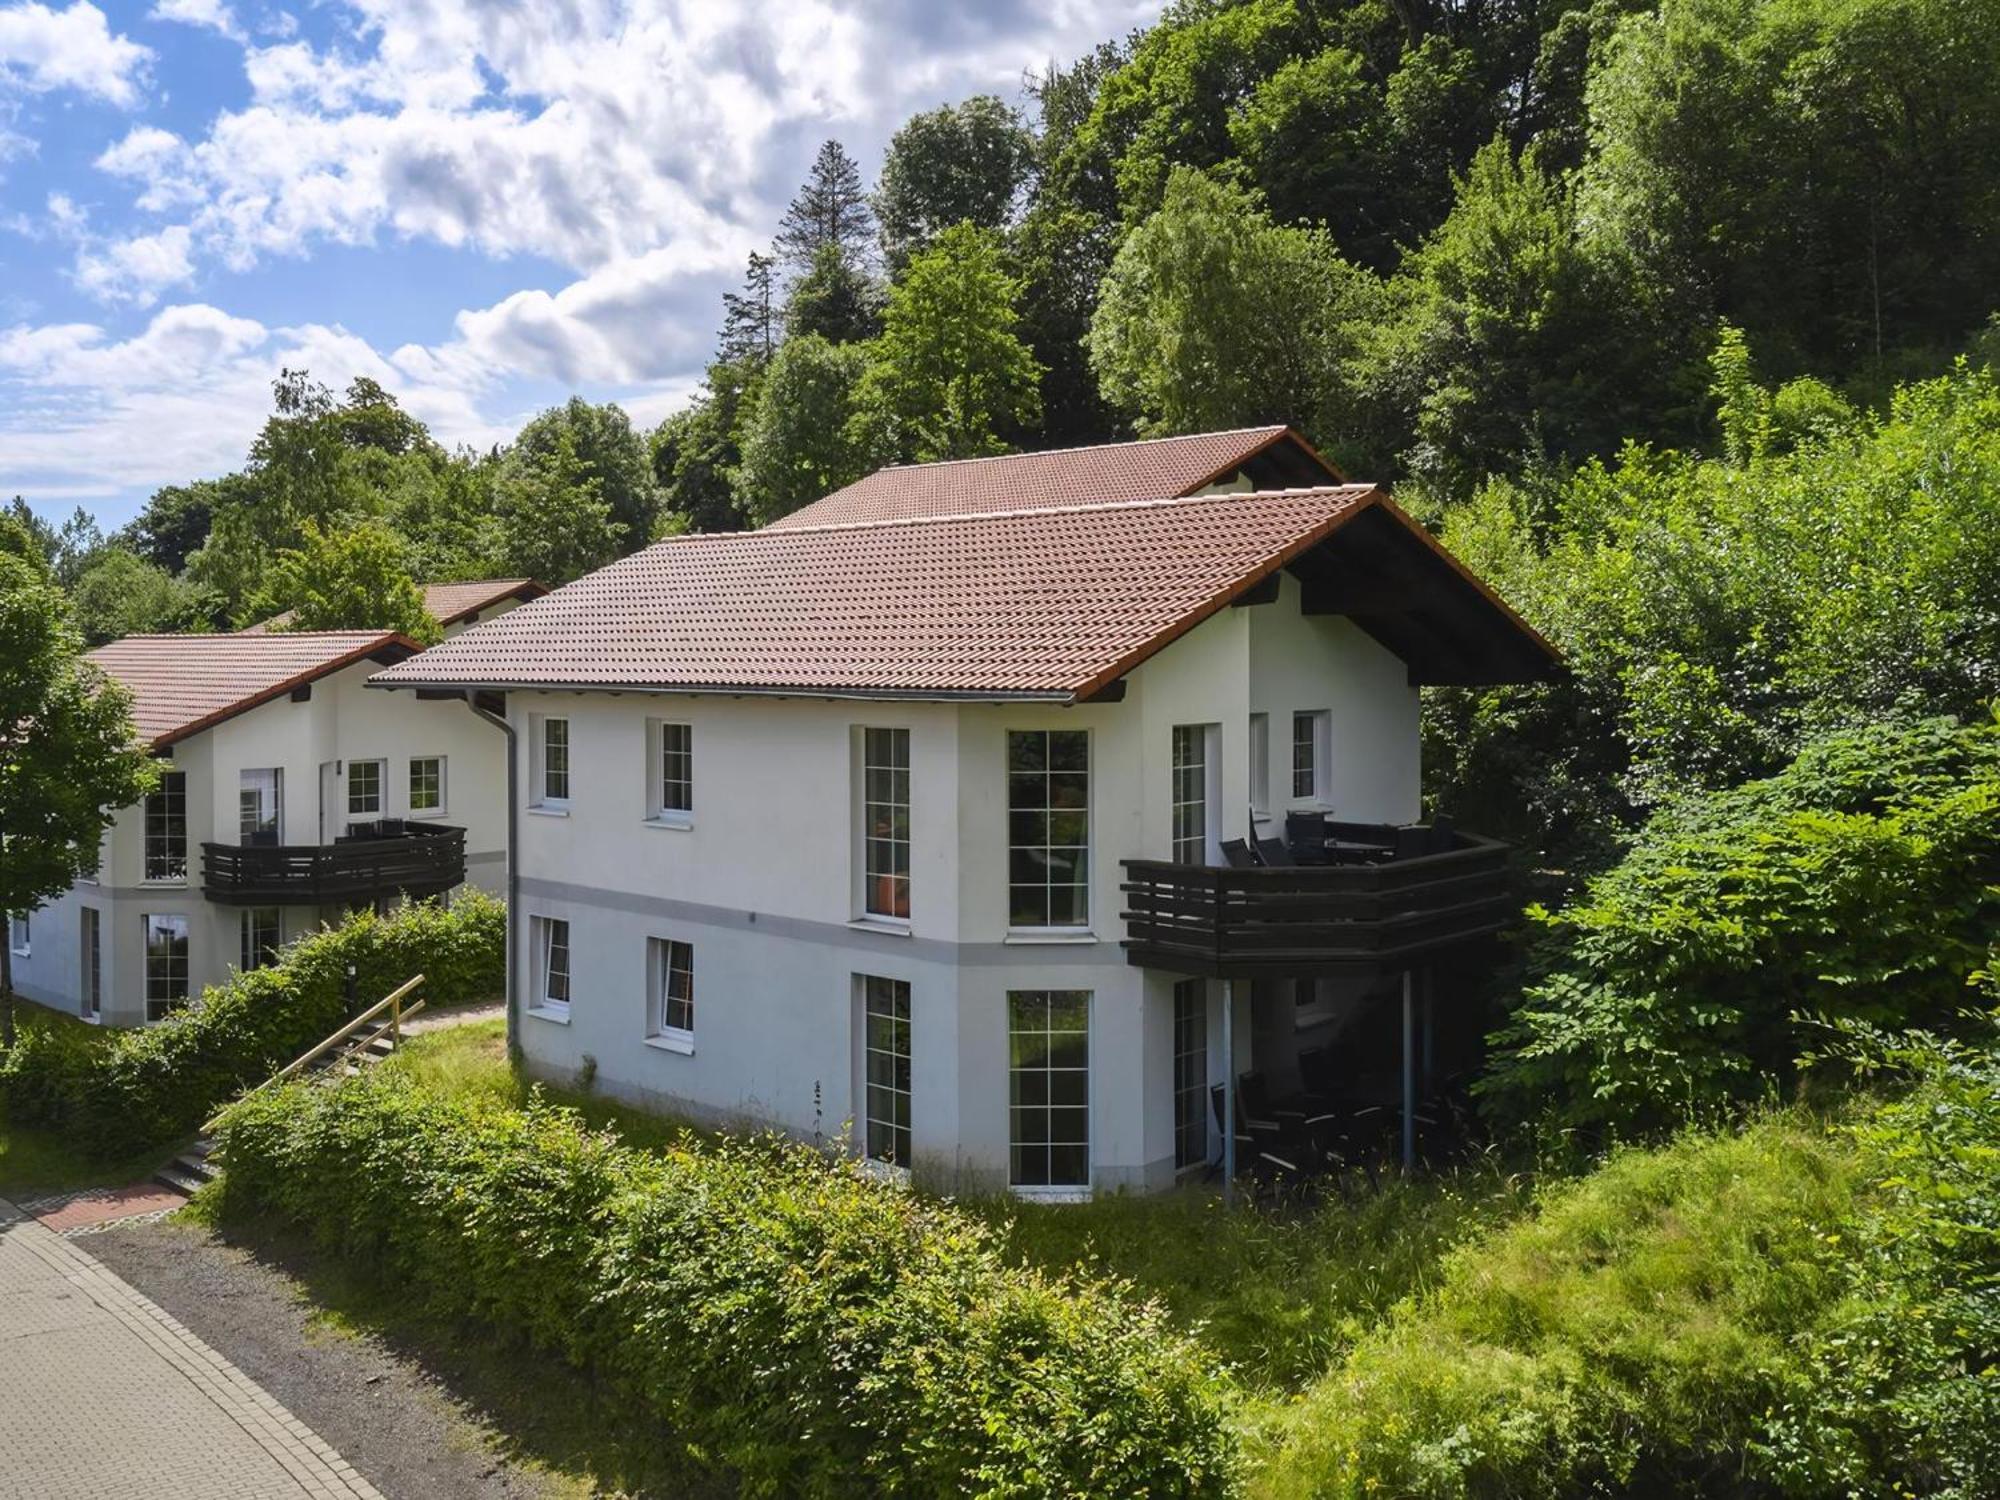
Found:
<box><xmin>1171</xmin><ymin>725</ymin><xmax>1208</xmax><ymax>865</ymax></box>
<box><xmin>536</xmin><ymin>917</ymin><xmax>571</xmax><ymax>1010</ymax></box>
<box><xmin>241</xmin><ymin>908</ymin><xmax>281</xmax><ymax>971</ymax></box>
<box><xmin>541</xmin><ymin>718</ymin><xmax>571</xmax><ymax>804</ymax></box>
<box><xmin>657</xmin><ymin>723</ymin><xmax>692</xmax><ymax>816</ymax></box>
<box><xmin>1292</xmin><ymin>711</ymin><xmax>1328</xmax><ymax>800</ymax></box>
<box><xmin>239</xmin><ymin>767</ymin><xmax>282</xmax><ymax>844</ymax></box>
<box><xmin>1006</xmin><ymin>730</ymin><xmax>1089</xmax><ymax>928</ymax></box>
<box><xmin>647</xmin><ymin>936</ymin><xmax>694</xmax><ymax>1040</ymax></box>
<box><xmin>1173</xmin><ymin>979</ymin><xmax>1208</xmax><ymax>1170</ymax></box>
<box><xmin>80</xmin><ymin>907</ymin><xmax>101</xmax><ymax>1020</ymax></box>
<box><xmin>143</xmin><ymin>913</ymin><xmax>189</xmax><ymax>1022</ymax></box>
<box><xmin>1008</xmin><ymin>990</ymin><xmax>1090</xmax><ymax>1189</ymax></box>
<box><xmin>862</xmin><ymin>976</ymin><xmax>912</xmax><ymax>1167</ymax></box>
<box><xmin>1248</xmin><ymin>712</ymin><xmax>1270</xmax><ymax>814</ymax></box>
<box><xmin>144</xmin><ymin>770</ymin><xmax>187</xmax><ymax>881</ymax></box>
<box><xmin>862</xmin><ymin>728</ymin><xmax>910</xmax><ymax>919</ymax></box>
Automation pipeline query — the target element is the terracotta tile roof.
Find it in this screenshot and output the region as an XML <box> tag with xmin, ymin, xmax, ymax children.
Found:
<box><xmin>242</xmin><ymin>578</ymin><xmax>547</xmax><ymax>634</ymax></box>
<box><xmin>371</xmin><ymin>489</ymin><xmax>1407</xmax><ymax>701</ymax></box>
<box><xmin>765</xmin><ymin>426</ymin><xmax>1310</xmax><ymax>530</ymax></box>
<box><xmin>90</xmin><ymin>631</ymin><xmax>418</xmax><ymax>747</ymax></box>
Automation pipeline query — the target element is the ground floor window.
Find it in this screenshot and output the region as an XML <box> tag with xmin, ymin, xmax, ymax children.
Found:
<box><xmin>240</xmin><ymin>908</ymin><xmax>281</xmax><ymax>972</ymax></box>
<box><xmin>533</xmin><ymin>916</ymin><xmax>571</xmax><ymax>1013</ymax></box>
<box><xmin>1008</xmin><ymin>990</ymin><xmax>1090</xmax><ymax>1189</ymax></box>
<box><xmin>80</xmin><ymin>907</ymin><xmax>100</xmax><ymax>1021</ymax></box>
<box><xmin>862</xmin><ymin>976</ymin><xmax>912</xmax><ymax>1167</ymax></box>
<box><xmin>143</xmin><ymin>913</ymin><xmax>189</xmax><ymax>1022</ymax></box>
<box><xmin>8</xmin><ymin>909</ymin><xmax>27</xmax><ymax>956</ymax></box>
<box><xmin>646</xmin><ymin>936</ymin><xmax>694</xmax><ymax>1044</ymax></box>
<box><xmin>1173</xmin><ymin>979</ymin><xmax>1208</xmax><ymax>1169</ymax></box>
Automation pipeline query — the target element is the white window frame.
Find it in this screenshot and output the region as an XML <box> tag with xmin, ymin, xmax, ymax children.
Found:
<box><xmin>1005</xmin><ymin>728</ymin><xmax>1092</xmax><ymax>936</ymax></box>
<box><xmin>858</xmin><ymin>975</ymin><xmax>913</xmax><ymax>1171</ymax></box>
<box><xmin>1008</xmin><ymin>989</ymin><xmax>1092</xmax><ymax>1197</ymax></box>
<box><xmin>79</xmin><ymin>906</ymin><xmax>101</xmax><ymax>1022</ymax></box>
<box><xmin>855</xmin><ymin>726</ymin><xmax>911</xmax><ymax>927</ymax></box>
<box><xmin>1248</xmin><ymin>712</ymin><xmax>1270</xmax><ymax>816</ymax></box>
<box><xmin>240</xmin><ymin>907</ymin><xmax>281</xmax><ymax>972</ymax></box>
<box><xmin>143</xmin><ymin>913</ymin><xmax>189</xmax><ymax>1024</ymax></box>
<box><xmin>645</xmin><ymin>935</ymin><xmax>695</xmax><ymax>1052</ymax></box>
<box><xmin>1171</xmin><ymin>723</ymin><xmax>1221</xmax><ymax>867</ymax></box>
<box><xmin>1172</xmin><ymin>979</ymin><xmax>1209</xmax><ymax>1171</ymax></box>
<box><xmin>239</xmin><ymin>767</ymin><xmax>283</xmax><ymax>843</ymax></box>
<box><xmin>532</xmin><ymin>715</ymin><xmax>571</xmax><ymax>811</ymax></box>
<box><xmin>347</xmin><ymin>758</ymin><xmax>386</xmax><ymax>819</ymax></box>
<box><xmin>8</xmin><ymin>908</ymin><xmax>28</xmax><ymax>957</ymax></box>
<box><xmin>646</xmin><ymin>720</ymin><xmax>693</xmax><ymax>828</ymax></box>
<box><xmin>407</xmin><ymin>755</ymin><xmax>447</xmax><ymax>818</ymax></box>
<box><xmin>1292</xmin><ymin>710</ymin><xmax>1331</xmax><ymax>804</ymax></box>
<box><xmin>530</xmin><ymin>915</ymin><xmax>571</xmax><ymax>1019</ymax></box>
<box><xmin>143</xmin><ymin>768</ymin><xmax>187</xmax><ymax>884</ymax></box>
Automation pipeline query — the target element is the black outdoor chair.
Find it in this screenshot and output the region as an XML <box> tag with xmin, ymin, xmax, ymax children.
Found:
<box><xmin>1253</xmin><ymin>834</ymin><xmax>1294</xmax><ymax>867</ymax></box>
<box><xmin>1240</xmin><ymin>1069</ymin><xmax>1344</xmax><ymax>1160</ymax></box>
<box><xmin>1392</xmin><ymin>823</ymin><xmax>1431</xmax><ymax>861</ymax></box>
<box><xmin>1285</xmin><ymin>811</ymin><xmax>1330</xmax><ymax>865</ymax></box>
<box><xmin>1211</xmin><ymin>1084</ymin><xmax>1305</xmax><ymax>1180</ymax></box>
<box><xmin>1219</xmin><ymin>837</ymin><xmax>1258</xmax><ymax>869</ymax></box>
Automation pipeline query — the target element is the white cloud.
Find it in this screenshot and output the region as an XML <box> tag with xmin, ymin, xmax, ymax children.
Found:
<box><xmin>0</xmin><ymin>1</ymin><xmax>150</xmax><ymax>107</ymax></box>
<box><xmin>149</xmin><ymin>0</ymin><xmax>243</xmax><ymax>42</ymax></box>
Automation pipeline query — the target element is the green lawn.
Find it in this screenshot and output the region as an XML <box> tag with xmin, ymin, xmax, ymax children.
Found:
<box><xmin>0</xmin><ymin>996</ymin><xmax>170</xmax><ymax>1195</ymax></box>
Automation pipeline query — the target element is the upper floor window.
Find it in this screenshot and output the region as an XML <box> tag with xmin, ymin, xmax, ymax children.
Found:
<box><xmin>348</xmin><ymin>759</ymin><xmax>385</xmax><ymax>818</ymax></box>
<box><xmin>1292</xmin><ymin>710</ymin><xmax>1329</xmax><ymax>801</ymax></box>
<box><xmin>861</xmin><ymin>727</ymin><xmax>910</xmax><ymax>920</ymax></box>
<box><xmin>651</xmin><ymin>721</ymin><xmax>692</xmax><ymax>823</ymax></box>
<box><xmin>408</xmin><ymin>756</ymin><xmax>445</xmax><ymax>816</ymax></box>
<box><xmin>144</xmin><ymin>770</ymin><xmax>187</xmax><ymax>881</ymax></box>
<box><xmin>1007</xmin><ymin>730</ymin><xmax>1090</xmax><ymax>929</ymax></box>
<box><xmin>1171</xmin><ymin>725</ymin><xmax>1213</xmax><ymax>866</ymax></box>
<box><xmin>534</xmin><ymin>716</ymin><xmax>571</xmax><ymax>808</ymax></box>
<box><xmin>1248</xmin><ymin>712</ymin><xmax>1270</xmax><ymax>815</ymax></box>
<box><xmin>647</xmin><ymin>936</ymin><xmax>694</xmax><ymax>1048</ymax></box>
<box><xmin>239</xmin><ymin>767</ymin><xmax>282</xmax><ymax>844</ymax></box>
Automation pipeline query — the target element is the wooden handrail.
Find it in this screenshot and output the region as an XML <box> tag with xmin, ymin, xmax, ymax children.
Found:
<box><xmin>204</xmin><ymin>973</ymin><xmax>424</xmax><ymax>1130</ymax></box>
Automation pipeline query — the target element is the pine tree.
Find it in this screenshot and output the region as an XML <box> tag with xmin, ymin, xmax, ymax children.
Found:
<box><xmin>775</xmin><ymin>140</ymin><xmax>876</xmax><ymax>272</ymax></box>
<box><xmin>719</xmin><ymin>252</ymin><xmax>780</xmax><ymax>366</ymax></box>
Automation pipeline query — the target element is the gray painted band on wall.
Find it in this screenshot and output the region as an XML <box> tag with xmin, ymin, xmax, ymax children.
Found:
<box><xmin>516</xmin><ymin>875</ymin><xmax>1128</xmax><ymax>968</ymax></box>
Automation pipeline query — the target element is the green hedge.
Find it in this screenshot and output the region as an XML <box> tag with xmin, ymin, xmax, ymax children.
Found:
<box><xmin>214</xmin><ymin>1073</ymin><xmax>1241</xmax><ymax>1498</ymax></box>
<box><xmin>0</xmin><ymin>892</ymin><xmax>504</xmax><ymax>1158</ymax></box>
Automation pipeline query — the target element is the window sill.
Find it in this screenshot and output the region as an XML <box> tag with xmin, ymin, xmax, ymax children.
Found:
<box><xmin>139</xmin><ymin>878</ymin><xmax>189</xmax><ymax>888</ymax></box>
<box><xmin>526</xmin><ymin>805</ymin><xmax>571</xmax><ymax>819</ymax></box>
<box><xmin>408</xmin><ymin>809</ymin><xmax>447</xmax><ymax>821</ymax></box>
<box><xmin>527</xmin><ymin>1004</ymin><xmax>571</xmax><ymax>1025</ymax></box>
<box><xmin>643</xmin><ymin>813</ymin><xmax>694</xmax><ymax>832</ymax></box>
<box><xmin>644</xmin><ymin>1031</ymin><xmax>695</xmax><ymax>1055</ymax></box>
<box><xmin>1010</xmin><ymin>1185</ymin><xmax>1093</xmax><ymax>1204</ymax></box>
<box><xmin>1003</xmin><ymin>928</ymin><xmax>1097</xmax><ymax>946</ymax></box>
<box><xmin>79</xmin><ymin>1012</ymin><xmax>102</xmax><ymax>1026</ymax></box>
<box><xmin>849</xmin><ymin>915</ymin><xmax>912</xmax><ymax>937</ymax></box>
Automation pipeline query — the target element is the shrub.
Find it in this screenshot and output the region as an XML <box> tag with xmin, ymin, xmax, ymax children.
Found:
<box><xmin>0</xmin><ymin>892</ymin><xmax>503</xmax><ymax>1158</ymax></box>
<box><xmin>214</xmin><ymin>1073</ymin><xmax>1241</xmax><ymax>1498</ymax></box>
<box><xmin>1481</xmin><ymin>715</ymin><xmax>2000</xmax><ymax>1133</ymax></box>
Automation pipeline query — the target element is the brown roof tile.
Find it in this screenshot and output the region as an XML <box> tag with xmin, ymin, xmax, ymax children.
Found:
<box><xmin>370</xmin><ymin>489</ymin><xmax>1412</xmax><ymax>701</ymax></box>
<box><xmin>765</xmin><ymin>426</ymin><xmax>1309</xmax><ymax>530</ymax></box>
<box><xmin>90</xmin><ymin>631</ymin><xmax>417</xmax><ymax>747</ymax></box>
<box><xmin>242</xmin><ymin>578</ymin><xmax>546</xmax><ymax>634</ymax></box>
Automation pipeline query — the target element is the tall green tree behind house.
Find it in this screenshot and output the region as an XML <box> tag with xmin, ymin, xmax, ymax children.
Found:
<box><xmin>251</xmin><ymin>521</ymin><xmax>442</xmax><ymax>644</ymax></box>
<box><xmin>733</xmin><ymin>335</ymin><xmax>875</xmax><ymax>525</ymax></box>
<box><xmin>774</xmin><ymin>139</ymin><xmax>876</xmax><ymax>272</ymax></box>
<box><xmin>492</xmin><ymin>425</ymin><xmax>624</xmax><ymax>583</ymax></box>
<box><xmin>507</xmin><ymin>398</ymin><xmax>660</xmax><ymax>551</ymax></box>
<box><xmin>0</xmin><ymin>553</ymin><xmax>157</xmax><ymax>1045</ymax></box>
<box><xmin>784</xmin><ymin>241</ymin><xmax>881</xmax><ymax>345</ymax></box>
<box><xmin>875</xmin><ymin>96</ymin><xmax>1033</xmax><ymax>272</ymax></box>
<box><xmin>857</xmin><ymin>223</ymin><xmax>1043</xmax><ymax>464</ymax></box>
<box><xmin>68</xmin><ymin>549</ymin><xmax>200</xmax><ymax>645</ymax></box>
<box><xmin>718</xmin><ymin>251</ymin><xmax>781</xmax><ymax>367</ymax></box>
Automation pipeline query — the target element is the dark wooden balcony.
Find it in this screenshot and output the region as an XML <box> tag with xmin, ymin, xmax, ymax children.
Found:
<box><xmin>1121</xmin><ymin>827</ymin><xmax>1514</xmax><ymax>980</ymax></box>
<box><xmin>202</xmin><ymin>821</ymin><xmax>466</xmax><ymax>906</ymax></box>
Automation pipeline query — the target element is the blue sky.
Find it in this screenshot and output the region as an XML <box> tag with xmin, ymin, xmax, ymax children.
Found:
<box><xmin>0</xmin><ymin>0</ymin><xmax>1154</xmax><ymax>528</ymax></box>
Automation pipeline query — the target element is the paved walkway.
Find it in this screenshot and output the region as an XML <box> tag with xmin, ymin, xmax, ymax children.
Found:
<box><xmin>0</xmin><ymin>1196</ymin><xmax>384</xmax><ymax>1499</ymax></box>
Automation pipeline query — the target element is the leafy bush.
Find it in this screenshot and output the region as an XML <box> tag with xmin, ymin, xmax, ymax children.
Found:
<box><xmin>214</xmin><ymin>1073</ymin><xmax>1240</xmax><ymax>1498</ymax></box>
<box><xmin>1259</xmin><ymin>1045</ymin><xmax>2000</xmax><ymax>1500</ymax></box>
<box><xmin>0</xmin><ymin>892</ymin><xmax>503</xmax><ymax>1158</ymax></box>
<box><xmin>1481</xmin><ymin>715</ymin><xmax>2000</xmax><ymax>1133</ymax></box>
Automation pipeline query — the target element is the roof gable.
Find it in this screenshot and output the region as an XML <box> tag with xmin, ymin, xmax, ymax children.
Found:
<box><xmin>89</xmin><ymin>631</ymin><xmax>419</xmax><ymax>747</ymax></box>
<box><xmin>764</xmin><ymin>427</ymin><xmax>1340</xmax><ymax>530</ymax></box>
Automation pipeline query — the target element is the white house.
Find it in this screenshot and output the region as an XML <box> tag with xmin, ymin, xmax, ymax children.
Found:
<box><xmin>372</xmin><ymin>431</ymin><xmax>1557</xmax><ymax>1196</ymax></box>
<box><xmin>8</xmin><ymin>585</ymin><xmax>540</xmax><ymax>1029</ymax></box>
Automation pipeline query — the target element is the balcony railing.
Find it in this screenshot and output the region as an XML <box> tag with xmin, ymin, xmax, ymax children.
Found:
<box><xmin>1121</xmin><ymin>829</ymin><xmax>1514</xmax><ymax>979</ymax></box>
<box><xmin>202</xmin><ymin>821</ymin><xmax>466</xmax><ymax>906</ymax></box>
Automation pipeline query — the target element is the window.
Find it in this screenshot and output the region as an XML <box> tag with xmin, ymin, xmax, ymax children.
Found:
<box><xmin>144</xmin><ymin>769</ymin><xmax>187</xmax><ymax>881</ymax></box>
<box><xmin>239</xmin><ymin>767</ymin><xmax>282</xmax><ymax>844</ymax></box>
<box><xmin>538</xmin><ymin>717</ymin><xmax>571</xmax><ymax>806</ymax></box>
<box><xmin>1008</xmin><ymin>990</ymin><xmax>1090</xmax><ymax>1189</ymax></box>
<box><xmin>1171</xmin><ymin>725</ymin><xmax>1209</xmax><ymax>866</ymax></box>
<box><xmin>861</xmin><ymin>727</ymin><xmax>910</xmax><ymax>920</ymax></box>
<box><xmin>1007</xmin><ymin>730</ymin><xmax>1089</xmax><ymax>928</ymax></box>
<box><xmin>1248</xmin><ymin>712</ymin><xmax>1270</xmax><ymax>814</ymax></box>
<box><xmin>653</xmin><ymin>722</ymin><xmax>692</xmax><ymax>820</ymax></box>
<box><xmin>8</xmin><ymin>909</ymin><xmax>28</xmax><ymax>956</ymax></box>
<box><xmin>862</xmin><ymin>976</ymin><xmax>912</xmax><ymax>1167</ymax></box>
<box><xmin>1173</xmin><ymin>980</ymin><xmax>1208</xmax><ymax>1170</ymax></box>
<box><xmin>1292</xmin><ymin>710</ymin><xmax>1329</xmax><ymax>801</ymax></box>
<box><xmin>240</xmin><ymin>908</ymin><xmax>281</xmax><ymax>972</ymax></box>
<box><xmin>347</xmin><ymin>759</ymin><xmax>384</xmax><ymax>818</ymax></box>
<box><xmin>143</xmin><ymin>914</ymin><xmax>189</xmax><ymax>1023</ymax></box>
<box><xmin>646</xmin><ymin>936</ymin><xmax>694</xmax><ymax>1045</ymax></box>
<box><xmin>534</xmin><ymin>917</ymin><xmax>571</xmax><ymax>1013</ymax></box>
<box><xmin>80</xmin><ymin>908</ymin><xmax>101</xmax><ymax>1021</ymax></box>
<box><xmin>408</xmin><ymin>756</ymin><xmax>445</xmax><ymax>815</ymax></box>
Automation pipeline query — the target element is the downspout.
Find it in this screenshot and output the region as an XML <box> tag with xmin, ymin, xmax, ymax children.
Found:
<box><xmin>462</xmin><ymin>693</ymin><xmax>521</xmax><ymax>1065</ymax></box>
